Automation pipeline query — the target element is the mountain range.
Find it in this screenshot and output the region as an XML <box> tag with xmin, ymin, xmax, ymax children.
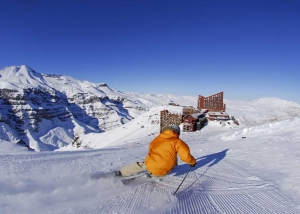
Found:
<box><xmin>1</xmin><ymin>65</ymin><xmax>300</xmax><ymax>151</ymax></box>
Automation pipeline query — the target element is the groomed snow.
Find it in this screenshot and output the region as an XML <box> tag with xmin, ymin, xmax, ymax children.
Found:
<box><xmin>1</xmin><ymin>99</ymin><xmax>300</xmax><ymax>213</ymax></box>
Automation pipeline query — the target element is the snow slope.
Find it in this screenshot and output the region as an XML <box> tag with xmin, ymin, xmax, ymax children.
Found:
<box><xmin>1</xmin><ymin>104</ymin><xmax>300</xmax><ymax>213</ymax></box>
<box><xmin>74</xmin><ymin>105</ymin><xmax>183</xmax><ymax>149</ymax></box>
<box><xmin>225</xmin><ymin>98</ymin><xmax>300</xmax><ymax>126</ymax></box>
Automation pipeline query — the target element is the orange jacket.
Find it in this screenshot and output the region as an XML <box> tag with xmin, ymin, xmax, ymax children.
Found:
<box><xmin>145</xmin><ymin>130</ymin><xmax>196</xmax><ymax>176</ymax></box>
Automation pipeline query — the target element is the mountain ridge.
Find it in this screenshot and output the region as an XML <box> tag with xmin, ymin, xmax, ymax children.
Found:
<box><xmin>1</xmin><ymin>65</ymin><xmax>300</xmax><ymax>151</ymax></box>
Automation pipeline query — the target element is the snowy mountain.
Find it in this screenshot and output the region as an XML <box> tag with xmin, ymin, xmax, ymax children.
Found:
<box><xmin>225</xmin><ymin>98</ymin><xmax>300</xmax><ymax>126</ymax></box>
<box><xmin>0</xmin><ymin>65</ymin><xmax>175</xmax><ymax>151</ymax></box>
<box><xmin>1</xmin><ymin>65</ymin><xmax>300</xmax><ymax>152</ymax></box>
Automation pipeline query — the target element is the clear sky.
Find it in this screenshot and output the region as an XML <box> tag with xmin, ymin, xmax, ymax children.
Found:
<box><xmin>1</xmin><ymin>0</ymin><xmax>299</xmax><ymax>103</ymax></box>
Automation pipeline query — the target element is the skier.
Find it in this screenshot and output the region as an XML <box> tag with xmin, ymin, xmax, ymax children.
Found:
<box><xmin>114</xmin><ymin>124</ymin><xmax>196</xmax><ymax>177</ymax></box>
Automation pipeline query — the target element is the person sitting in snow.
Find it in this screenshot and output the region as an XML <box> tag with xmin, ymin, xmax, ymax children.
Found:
<box><xmin>114</xmin><ymin>124</ymin><xmax>197</xmax><ymax>177</ymax></box>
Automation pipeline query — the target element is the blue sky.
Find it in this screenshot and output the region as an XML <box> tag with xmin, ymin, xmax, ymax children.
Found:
<box><xmin>1</xmin><ymin>0</ymin><xmax>299</xmax><ymax>103</ymax></box>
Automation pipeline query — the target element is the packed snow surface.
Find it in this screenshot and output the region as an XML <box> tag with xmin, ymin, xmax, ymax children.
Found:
<box><xmin>1</xmin><ymin>103</ymin><xmax>300</xmax><ymax>213</ymax></box>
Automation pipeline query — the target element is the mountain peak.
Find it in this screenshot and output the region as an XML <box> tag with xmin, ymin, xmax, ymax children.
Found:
<box><xmin>0</xmin><ymin>65</ymin><xmax>44</xmax><ymax>89</ymax></box>
<box><xmin>1</xmin><ymin>65</ymin><xmax>35</xmax><ymax>73</ymax></box>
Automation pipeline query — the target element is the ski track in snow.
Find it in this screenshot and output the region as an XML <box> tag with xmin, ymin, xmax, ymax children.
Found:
<box><xmin>1</xmin><ymin>144</ymin><xmax>299</xmax><ymax>214</ymax></box>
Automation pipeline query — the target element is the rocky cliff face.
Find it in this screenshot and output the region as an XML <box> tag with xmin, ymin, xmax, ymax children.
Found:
<box><xmin>0</xmin><ymin>66</ymin><xmax>148</xmax><ymax>151</ymax></box>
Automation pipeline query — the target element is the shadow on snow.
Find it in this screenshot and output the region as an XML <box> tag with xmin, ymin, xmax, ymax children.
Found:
<box><xmin>172</xmin><ymin>149</ymin><xmax>229</xmax><ymax>176</ymax></box>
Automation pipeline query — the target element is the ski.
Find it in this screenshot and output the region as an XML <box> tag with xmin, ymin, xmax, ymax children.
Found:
<box><xmin>90</xmin><ymin>171</ymin><xmax>158</xmax><ymax>187</ymax></box>
<box><xmin>90</xmin><ymin>171</ymin><xmax>148</xmax><ymax>181</ymax></box>
<box><xmin>121</xmin><ymin>174</ymin><xmax>152</xmax><ymax>186</ymax></box>
<box><xmin>121</xmin><ymin>173</ymin><xmax>164</xmax><ymax>186</ymax></box>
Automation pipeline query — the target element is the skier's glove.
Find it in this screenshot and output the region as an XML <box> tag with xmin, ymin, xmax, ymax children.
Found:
<box><xmin>190</xmin><ymin>162</ymin><xmax>196</xmax><ymax>167</ymax></box>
